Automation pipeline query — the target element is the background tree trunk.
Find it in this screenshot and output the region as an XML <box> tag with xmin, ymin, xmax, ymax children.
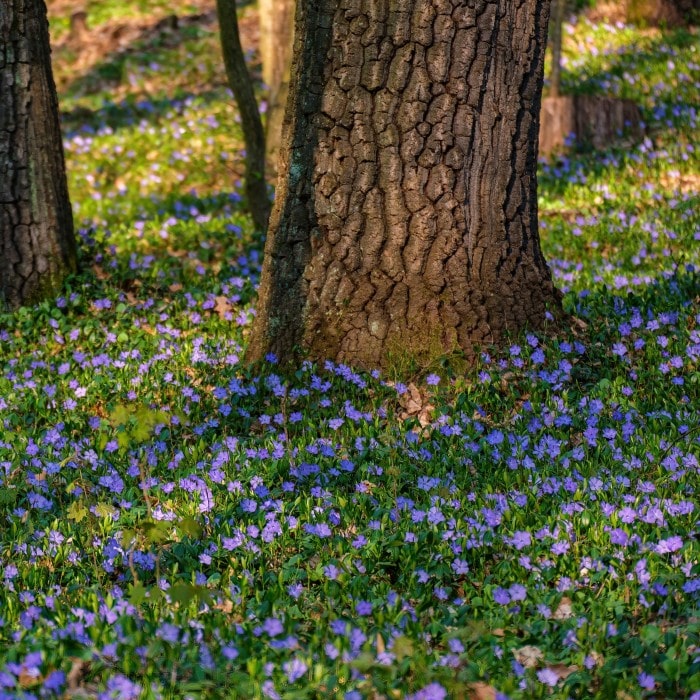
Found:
<box><xmin>259</xmin><ymin>0</ymin><xmax>295</xmax><ymax>177</ymax></box>
<box><xmin>248</xmin><ymin>0</ymin><xmax>561</xmax><ymax>370</ymax></box>
<box><xmin>540</xmin><ymin>95</ymin><xmax>643</xmax><ymax>156</ymax></box>
<box><xmin>626</xmin><ymin>0</ymin><xmax>700</xmax><ymax>25</ymax></box>
<box><xmin>216</xmin><ymin>0</ymin><xmax>270</xmax><ymax>232</ymax></box>
<box><xmin>549</xmin><ymin>0</ymin><xmax>565</xmax><ymax>97</ymax></box>
<box><xmin>0</xmin><ymin>0</ymin><xmax>77</xmax><ymax>310</ymax></box>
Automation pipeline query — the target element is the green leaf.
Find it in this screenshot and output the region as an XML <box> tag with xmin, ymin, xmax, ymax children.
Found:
<box><xmin>392</xmin><ymin>636</ymin><xmax>415</xmax><ymax>661</ymax></box>
<box><xmin>143</xmin><ymin>520</ymin><xmax>170</xmax><ymax>544</ymax></box>
<box><xmin>169</xmin><ymin>583</ymin><xmax>197</xmax><ymax>606</ymax></box>
<box><xmin>350</xmin><ymin>652</ymin><xmax>375</xmax><ymax>672</ymax></box>
<box><xmin>0</xmin><ymin>488</ymin><xmax>15</xmax><ymax>506</ymax></box>
<box><xmin>95</xmin><ymin>502</ymin><xmax>115</xmax><ymax>519</ymax></box>
<box><xmin>131</xmin><ymin>422</ymin><xmax>153</xmax><ymax>443</ymax></box>
<box><xmin>177</xmin><ymin>517</ymin><xmax>202</xmax><ymax>539</ymax></box>
<box><xmin>129</xmin><ymin>582</ymin><xmax>148</xmax><ymax>606</ymax></box>
<box><xmin>193</xmin><ymin>585</ymin><xmax>215</xmax><ymax>604</ymax></box>
<box><xmin>109</xmin><ymin>404</ymin><xmax>132</xmax><ymax>427</ymax></box>
<box><xmin>121</xmin><ymin>529</ymin><xmax>137</xmax><ymax>548</ymax></box>
<box><xmin>67</xmin><ymin>501</ymin><xmax>88</xmax><ymax>522</ymax></box>
<box><xmin>148</xmin><ymin>587</ymin><xmax>165</xmax><ymax>604</ymax></box>
<box><xmin>641</xmin><ymin>624</ymin><xmax>662</xmax><ymax>645</ymax></box>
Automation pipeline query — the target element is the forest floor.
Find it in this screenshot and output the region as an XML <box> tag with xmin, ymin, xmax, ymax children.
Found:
<box><xmin>0</xmin><ymin>2</ymin><xmax>699</xmax><ymax>698</ymax></box>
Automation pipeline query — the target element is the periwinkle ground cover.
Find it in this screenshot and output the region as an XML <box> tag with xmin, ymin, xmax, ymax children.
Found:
<box><xmin>1</xmin><ymin>5</ymin><xmax>699</xmax><ymax>699</ymax></box>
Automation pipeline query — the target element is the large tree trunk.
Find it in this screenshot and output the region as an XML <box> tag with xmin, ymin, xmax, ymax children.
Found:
<box><xmin>0</xmin><ymin>0</ymin><xmax>77</xmax><ymax>310</ymax></box>
<box><xmin>248</xmin><ymin>0</ymin><xmax>561</xmax><ymax>370</ymax></box>
<box><xmin>259</xmin><ymin>0</ymin><xmax>295</xmax><ymax>176</ymax></box>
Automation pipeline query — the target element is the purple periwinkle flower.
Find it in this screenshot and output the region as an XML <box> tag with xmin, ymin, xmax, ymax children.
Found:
<box><xmin>283</xmin><ymin>658</ymin><xmax>308</xmax><ymax>684</ymax></box>
<box><xmin>537</xmin><ymin>668</ymin><xmax>560</xmax><ymax>686</ymax></box>
<box><xmin>655</xmin><ymin>536</ymin><xmax>683</xmax><ymax>554</ymax></box>
<box><xmin>493</xmin><ymin>587</ymin><xmax>511</xmax><ymax>605</ymax></box>
<box><xmin>638</xmin><ymin>672</ymin><xmax>655</xmax><ymax>690</ymax></box>
<box><xmin>355</xmin><ymin>600</ymin><xmax>373</xmax><ymax>616</ymax></box>
<box><xmin>409</xmin><ymin>683</ymin><xmax>448</xmax><ymax>700</ymax></box>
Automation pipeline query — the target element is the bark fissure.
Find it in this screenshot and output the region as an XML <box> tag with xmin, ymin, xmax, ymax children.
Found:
<box><xmin>249</xmin><ymin>0</ymin><xmax>560</xmax><ymax>369</ymax></box>
<box><xmin>0</xmin><ymin>0</ymin><xmax>76</xmax><ymax>310</ymax></box>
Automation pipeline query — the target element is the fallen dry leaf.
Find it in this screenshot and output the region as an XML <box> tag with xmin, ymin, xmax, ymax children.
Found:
<box><xmin>67</xmin><ymin>658</ymin><xmax>90</xmax><ymax>691</ymax></box>
<box><xmin>468</xmin><ymin>682</ymin><xmax>496</xmax><ymax>700</ymax></box>
<box><xmin>398</xmin><ymin>382</ymin><xmax>435</xmax><ymax>426</ymax></box>
<box><xmin>553</xmin><ymin>596</ymin><xmax>574</xmax><ymax>620</ymax></box>
<box><xmin>571</xmin><ymin>316</ymin><xmax>589</xmax><ymax>331</ymax></box>
<box><xmin>91</xmin><ymin>264</ymin><xmax>110</xmax><ymax>281</ymax></box>
<box><xmin>588</xmin><ymin>650</ymin><xmax>604</xmax><ymax>667</ymax></box>
<box><xmin>660</xmin><ymin>171</ymin><xmax>700</xmax><ymax>194</ymax></box>
<box><xmin>214</xmin><ymin>295</ymin><xmax>232</xmax><ymax>319</ymax></box>
<box><xmin>513</xmin><ymin>645</ymin><xmax>544</xmax><ymax>669</ymax></box>
<box><xmin>547</xmin><ymin>663</ymin><xmax>578</xmax><ymax>680</ymax></box>
<box><xmin>215</xmin><ymin>599</ymin><xmax>234</xmax><ymax>614</ymax></box>
<box><xmin>18</xmin><ymin>668</ymin><xmax>41</xmax><ymax>688</ymax></box>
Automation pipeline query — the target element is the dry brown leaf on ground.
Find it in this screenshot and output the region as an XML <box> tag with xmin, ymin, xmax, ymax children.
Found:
<box><xmin>214</xmin><ymin>295</ymin><xmax>232</xmax><ymax>319</ymax></box>
<box><xmin>571</xmin><ymin>316</ymin><xmax>589</xmax><ymax>332</ymax></box>
<box><xmin>400</xmin><ymin>383</ymin><xmax>423</xmax><ymax>414</ymax></box>
<box><xmin>397</xmin><ymin>382</ymin><xmax>435</xmax><ymax>426</ymax></box>
<box><xmin>66</xmin><ymin>658</ymin><xmax>90</xmax><ymax>691</ymax></box>
<box><xmin>468</xmin><ymin>682</ymin><xmax>497</xmax><ymax>700</ymax></box>
<box><xmin>548</xmin><ymin>663</ymin><xmax>579</xmax><ymax>680</ymax></box>
<box><xmin>214</xmin><ymin>598</ymin><xmax>234</xmax><ymax>614</ymax></box>
<box><xmin>18</xmin><ymin>669</ymin><xmax>41</xmax><ymax>689</ymax></box>
<box><xmin>553</xmin><ymin>596</ymin><xmax>574</xmax><ymax>620</ymax></box>
<box><xmin>92</xmin><ymin>264</ymin><xmax>110</xmax><ymax>280</ymax></box>
<box><xmin>513</xmin><ymin>645</ymin><xmax>544</xmax><ymax>668</ymax></box>
<box><xmin>660</xmin><ymin>172</ymin><xmax>700</xmax><ymax>194</ymax></box>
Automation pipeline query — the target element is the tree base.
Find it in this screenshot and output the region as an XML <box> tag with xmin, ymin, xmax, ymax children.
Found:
<box><xmin>539</xmin><ymin>95</ymin><xmax>643</xmax><ymax>157</ymax></box>
<box><xmin>589</xmin><ymin>0</ymin><xmax>700</xmax><ymax>26</ymax></box>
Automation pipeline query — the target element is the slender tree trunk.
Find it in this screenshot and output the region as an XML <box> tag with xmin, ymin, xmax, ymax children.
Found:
<box><xmin>248</xmin><ymin>0</ymin><xmax>561</xmax><ymax>370</ymax></box>
<box><xmin>0</xmin><ymin>0</ymin><xmax>77</xmax><ymax>310</ymax></box>
<box><xmin>216</xmin><ymin>0</ymin><xmax>270</xmax><ymax>232</ymax></box>
<box><xmin>549</xmin><ymin>0</ymin><xmax>565</xmax><ymax>97</ymax></box>
<box><xmin>259</xmin><ymin>0</ymin><xmax>295</xmax><ymax>176</ymax></box>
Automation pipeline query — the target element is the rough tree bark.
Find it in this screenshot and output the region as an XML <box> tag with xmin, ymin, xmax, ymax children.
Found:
<box><xmin>0</xmin><ymin>0</ymin><xmax>77</xmax><ymax>310</ymax></box>
<box><xmin>259</xmin><ymin>0</ymin><xmax>295</xmax><ymax>176</ymax></box>
<box><xmin>248</xmin><ymin>0</ymin><xmax>561</xmax><ymax>370</ymax></box>
<box><xmin>216</xmin><ymin>0</ymin><xmax>270</xmax><ymax>232</ymax></box>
